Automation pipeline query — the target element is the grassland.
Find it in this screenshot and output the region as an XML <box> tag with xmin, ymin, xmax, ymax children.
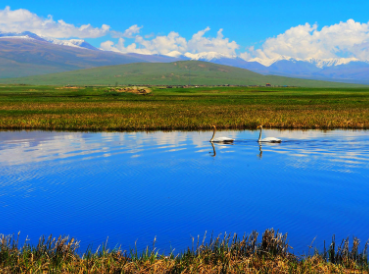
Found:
<box><xmin>0</xmin><ymin>61</ymin><xmax>366</xmax><ymax>87</ymax></box>
<box><xmin>1</xmin><ymin>229</ymin><xmax>368</xmax><ymax>273</ymax></box>
<box><xmin>0</xmin><ymin>85</ymin><xmax>369</xmax><ymax>131</ymax></box>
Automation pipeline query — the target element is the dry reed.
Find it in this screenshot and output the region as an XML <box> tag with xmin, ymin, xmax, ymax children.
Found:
<box><xmin>0</xmin><ymin>229</ymin><xmax>368</xmax><ymax>273</ymax></box>
<box><xmin>1</xmin><ymin>86</ymin><xmax>369</xmax><ymax>131</ymax></box>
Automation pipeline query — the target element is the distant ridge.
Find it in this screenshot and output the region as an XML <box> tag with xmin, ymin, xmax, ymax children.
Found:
<box><xmin>0</xmin><ymin>61</ymin><xmax>365</xmax><ymax>88</ymax></box>
<box><xmin>196</xmin><ymin>56</ymin><xmax>369</xmax><ymax>84</ymax></box>
<box><xmin>0</xmin><ymin>31</ymin><xmax>47</xmax><ymax>41</ymax></box>
<box><xmin>0</xmin><ymin>38</ymin><xmax>180</xmax><ymax>79</ymax></box>
<box><xmin>0</xmin><ymin>31</ymin><xmax>98</xmax><ymax>50</ymax></box>
<box><xmin>1</xmin><ymin>31</ymin><xmax>369</xmax><ymax>84</ymax></box>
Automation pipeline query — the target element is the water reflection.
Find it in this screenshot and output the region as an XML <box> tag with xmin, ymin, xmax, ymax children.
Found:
<box><xmin>1</xmin><ymin>129</ymin><xmax>369</xmax><ymax>254</ymax></box>
<box><xmin>210</xmin><ymin>143</ymin><xmax>216</xmax><ymax>157</ymax></box>
<box><xmin>258</xmin><ymin>144</ymin><xmax>263</xmax><ymax>159</ymax></box>
<box><xmin>1</xmin><ymin>129</ymin><xmax>369</xmax><ymax>166</ymax></box>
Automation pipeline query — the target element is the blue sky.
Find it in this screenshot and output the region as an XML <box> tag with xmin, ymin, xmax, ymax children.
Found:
<box><xmin>2</xmin><ymin>0</ymin><xmax>369</xmax><ymax>65</ymax></box>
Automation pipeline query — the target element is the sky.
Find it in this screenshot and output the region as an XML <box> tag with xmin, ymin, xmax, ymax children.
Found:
<box><xmin>1</xmin><ymin>0</ymin><xmax>369</xmax><ymax>65</ymax></box>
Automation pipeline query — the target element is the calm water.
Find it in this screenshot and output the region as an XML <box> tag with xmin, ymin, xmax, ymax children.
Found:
<box><xmin>1</xmin><ymin>129</ymin><xmax>369</xmax><ymax>254</ymax></box>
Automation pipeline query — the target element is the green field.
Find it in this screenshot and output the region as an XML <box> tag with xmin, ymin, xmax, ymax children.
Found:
<box><xmin>0</xmin><ymin>61</ymin><xmax>366</xmax><ymax>87</ymax></box>
<box><xmin>0</xmin><ymin>85</ymin><xmax>369</xmax><ymax>131</ymax></box>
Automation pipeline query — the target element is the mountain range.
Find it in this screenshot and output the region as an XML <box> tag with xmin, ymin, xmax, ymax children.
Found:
<box><xmin>206</xmin><ymin>57</ymin><xmax>369</xmax><ymax>84</ymax></box>
<box><xmin>0</xmin><ymin>60</ymin><xmax>364</xmax><ymax>88</ymax></box>
<box><xmin>0</xmin><ymin>32</ymin><xmax>181</xmax><ymax>78</ymax></box>
<box><xmin>0</xmin><ymin>31</ymin><xmax>99</xmax><ymax>50</ymax></box>
<box><xmin>1</xmin><ymin>31</ymin><xmax>369</xmax><ymax>84</ymax></box>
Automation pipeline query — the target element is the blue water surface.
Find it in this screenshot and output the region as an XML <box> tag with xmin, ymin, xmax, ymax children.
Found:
<box><xmin>0</xmin><ymin>129</ymin><xmax>368</xmax><ymax>254</ymax></box>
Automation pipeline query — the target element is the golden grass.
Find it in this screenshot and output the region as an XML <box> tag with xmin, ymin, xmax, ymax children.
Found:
<box><xmin>0</xmin><ymin>101</ymin><xmax>368</xmax><ymax>131</ymax></box>
<box><xmin>1</xmin><ymin>229</ymin><xmax>368</xmax><ymax>273</ymax></box>
<box><xmin>1</xmin><ymin>86</ymin><xmax>369</xmax><ymax>131</ymax></box>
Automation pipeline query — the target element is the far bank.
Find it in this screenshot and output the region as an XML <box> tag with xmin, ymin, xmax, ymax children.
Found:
<box><xmin>0</xmin><ymin>85</ymin><xmax>368</xmax><ymax>131</ymax></box>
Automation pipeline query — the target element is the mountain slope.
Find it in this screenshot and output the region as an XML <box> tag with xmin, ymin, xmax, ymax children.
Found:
<box><xmin>0</xmin><ymin>38</ymin><xmax>180</xmax><ymax>79</ymax></box>
<box><xmin>0</xmin><ymin>31</ymin><xmax>47</xmax><ymax>41</ymax></box>
<box><xmin>206</xmin><ymin>57</ymin><xmax>369</xmax><ymax>84</ymax></box>
<box><xmin>1</xmin><ymin>31</ymin><xmax>369</xmax><ymax>84</ymax></box>
<box><xmin>0</xmin><ymin>61</ymin><xmax>364</xmax><ymax>87</ymax></box>
<box><xmin>0</xmin><ymin>31</ymin><xmax>99</xmax><ymax>50</ymax></box>
<box><xmin>43</xmin><ymin>38</ymin><xmax>99</xmax><ymax>51</ymax></box>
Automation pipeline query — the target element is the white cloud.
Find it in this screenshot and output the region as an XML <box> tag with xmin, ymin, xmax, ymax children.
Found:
<box><xmin>101</xmin><ymin>31</ymin><xmax>187</xmax><ymax>55</ymax></box>
<box><xmin>4</xmin><ymin>5</ymin><xmax>369</xmax><ymax>67</ymax></box>
<box><xmin>100</xmin><ymin>38</ymin><xmax>154</xmax><ymax>55</ymax></box>
<box><xmin>123</xmin><ymin>25</ymin><xmax>142</xmax><ymax>38</ymax></box>
<box><xmin>100</xmin><ymin>27</ymin><xmax>239</xmax><ymax>60</ymax></box>
<box><xmin>135</xmin><ymin>31</ymin><xmax>188</xmax><ymax>55</ymax></box>
<box><xmin>111</xmin><ymin>24</ymin><xmax>142</xmax><ymax>38</ymax></box>
<box><xmin>187</xmin><ymin>28</ymin><xmax>239</xmax><ymax>57</ymax></box>
<box><xmin>240</xmin><ymin>19</ymin><xmax>369</xmax><ymax>66</ymax></box>
<box><xmin>0</xmin><ymin>6</ymin><xmax>110</xmax><ymax>38</ymax></box>
<box><xmin>184</xmin><ymin>51</ymin><xmax>225</xmax><ymax>60</ymax></box>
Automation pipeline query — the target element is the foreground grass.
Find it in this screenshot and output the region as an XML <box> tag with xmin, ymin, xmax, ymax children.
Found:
<box><xmin>1</xmin><ymin>85</ymin><xmax>369</xmax><ymax>131</ymax></box>
<box><xmin>1</xmin><ymin>229</ymin><xmax>368</xmax><ymax>273</ymax></box>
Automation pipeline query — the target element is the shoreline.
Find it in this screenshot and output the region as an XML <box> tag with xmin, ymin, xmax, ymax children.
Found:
<box><xmin>1</xmin><ymin>125</ymin><xmax>369</xmax><ymax>132</ymax></box>
<box><xmin>1</xmin><ymin>229</ymin><xmax>367</xmax><ymax>273</ymax></box>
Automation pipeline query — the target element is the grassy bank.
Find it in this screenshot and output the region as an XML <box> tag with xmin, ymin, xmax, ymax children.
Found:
<box><xmin>1</xmin><ymin>229</ymin><xmax>368</xmax><ymax>273</ymax></box>
<box><xmin>1</xmin><ymin>85</ymin><xmax>369</xmax><ymax>131</ymax></box>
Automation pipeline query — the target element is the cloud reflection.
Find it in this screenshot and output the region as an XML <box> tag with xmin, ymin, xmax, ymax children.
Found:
<box><xmin>0</xmin><ymin>130</ymin><xmax>368</xmax><ymax>174</ymax></box>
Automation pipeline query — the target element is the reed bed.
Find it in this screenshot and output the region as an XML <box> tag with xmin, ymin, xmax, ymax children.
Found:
<box><xmin>1</xmin><ymin>86</ymin><xmax>369</xmax><ymax>131</ymax></box>
<box><xmin>0</xmin><ymin>103</ymin><xmax>368</xmax><ymax>131</ymax></box>
<box><xmin>0</xmin><ymin>229</ymin><xmax>368</xmax><ymax>273</ymax></box>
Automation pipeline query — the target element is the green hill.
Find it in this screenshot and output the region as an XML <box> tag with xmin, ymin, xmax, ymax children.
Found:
<box><xmin>0</xmin><ymin>38</ymin><xmax>174</xmax><ymax>79</ymax></box>
<box><xmin>0</xmin><ymin>61</ymin><xmax>365</xmax><ymax>87</ymax></box>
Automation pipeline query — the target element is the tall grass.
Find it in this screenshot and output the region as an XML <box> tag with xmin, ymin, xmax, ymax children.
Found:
<box><xmin>1</xmin><ymin>102</ymin><xmax>368</xmax><ymax>131</ymax></box>
<box><xmin>1</xmin><ymin>229</ymin><xmax>368</xmax><ymax>273</ymax></box>
<box><xmin>1</xmin><ymin>86</ymin><xmax>369</xmax><ymax>131</ymax></box>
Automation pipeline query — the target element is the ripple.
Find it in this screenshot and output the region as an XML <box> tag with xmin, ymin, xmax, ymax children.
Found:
<box><xmin>0</xmin><ymin>129</ymin><xmax>369</xmax><ymax>254</ymax></box>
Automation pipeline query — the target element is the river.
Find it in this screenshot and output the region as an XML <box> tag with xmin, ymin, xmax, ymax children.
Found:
<box><xmin>1</xmin><ymin>129</ymin><xmax>368</xmax><ymax>254</ymax></box>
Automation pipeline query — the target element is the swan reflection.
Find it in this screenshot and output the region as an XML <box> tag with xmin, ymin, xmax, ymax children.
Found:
<box><xmin>210</xmin><ymin>142</ymin><xmax>217</xmax><ymax>157</ymax></box>
<box><xmin>210</xmin><ymin>142</ymin><xmax>235</xmax><ymax>157</ymax></box>
<box><xmin>257</xmin><ymin>142</ymin><xmax>283</xmax><ymax>159</ymax></box>
<box><xmin>258</xmin><ymin>143</ymin><xmax>263</xmax><ymax>159</ymax></box>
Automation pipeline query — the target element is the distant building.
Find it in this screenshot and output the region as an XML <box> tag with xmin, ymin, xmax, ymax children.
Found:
<box><xmin>266</xmin><ymin>83</ymin><xmax>271</xmax><ymax>87</ymax></box>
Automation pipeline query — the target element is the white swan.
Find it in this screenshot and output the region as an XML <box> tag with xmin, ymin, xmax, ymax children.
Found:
<box><xmin>210</xmin><ymin>125</ymin><xmax>234</xmax><ymax>143</ymax></box>
<box><xmin>258</xmin><ymin>125</ymin><xmax>281</xmax><ymax>143</ymax></box>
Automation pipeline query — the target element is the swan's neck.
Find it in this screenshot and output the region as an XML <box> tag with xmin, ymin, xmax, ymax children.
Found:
<box><xmin>258</xmin><ymin>127</ymin><xmax>262</xmax><ymax>141</ymax></box>
<box><xmin>210</xmin><ymin>127</ymin><xmax>216</xmax><ymax>141</ymax></box>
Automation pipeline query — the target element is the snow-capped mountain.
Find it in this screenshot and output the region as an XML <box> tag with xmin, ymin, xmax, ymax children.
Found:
<box><xmin>0</xmin><ymin>35</ymin><xmax>182</xmax><ymax>79</ymax></box>
<box><xmin>0</xmin><ymin>31</ymin><xmax>47</xmax><ymax>41</ymax></box>
<box><xmin>305</xmin><ymin>58</ymin><xmax>358</xmax><ymax>68</ymax></box>
<box><xmin>1</xmin><ymin>31</ymin><xmax>369</xmax><ymax>84</ymax></box>
<box><xmin>206</xmin><ymin>56</ymin><xmax>369</xmax><ymax>84</ymax></box>
<box><xmin>184</xmin><ymin>51</ymin><xmax>228</xmax><ymax>60</ymax></box>
<box><xmin>0</xmin><ymin>31</ymin><xmax>98</xmax><ymax>51</ymax></box>
<box><xmin>42</xmin><ymin>38</ymin><xmax>99</xmax><ymax>51</ymax></box>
